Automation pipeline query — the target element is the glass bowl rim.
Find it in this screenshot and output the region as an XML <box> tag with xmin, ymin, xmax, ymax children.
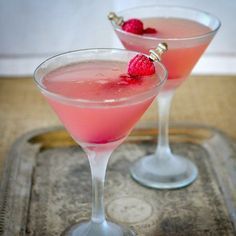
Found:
<box><xmin>111</xmin><ymin>5</ymin><xmax>221</xmax><ymax>42</ymax></box>
<box><xmin>34</xmin><ymin>48</ymin><xmax>168</xmax><ymax>107</ymax></box>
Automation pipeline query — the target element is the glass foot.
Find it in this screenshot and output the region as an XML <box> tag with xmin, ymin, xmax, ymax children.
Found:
<box><xmin>62</xmin><ymin>220</ymin><xmax>135</xmax><ymax>236</ymax></box>
<box><xmin>130</xmin><ymin>153</ymin><xmax>198</xmax><ymax>189</ymax></box>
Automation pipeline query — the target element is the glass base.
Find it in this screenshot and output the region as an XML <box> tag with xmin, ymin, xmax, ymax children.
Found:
<box><xmin>130</xmin><ymin>153</ymin><xmax>198</xmax><ymax>189</ymax></box>
<box><xmin>62</xmin><ymin>220</ymin><xmax>135</xmax><ymax>236</ymax></box>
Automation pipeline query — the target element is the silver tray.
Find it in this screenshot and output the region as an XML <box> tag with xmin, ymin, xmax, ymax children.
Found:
<box><xmin>0</xmin><ymin>124</ymin><xmax>236</xmax><ymax>236</ymax></box>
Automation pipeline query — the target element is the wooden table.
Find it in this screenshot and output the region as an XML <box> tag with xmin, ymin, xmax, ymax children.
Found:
<box><xmin>0</xmin><ymin>75</ymin><xmax>236</xmax><ymax>175</ymax></box>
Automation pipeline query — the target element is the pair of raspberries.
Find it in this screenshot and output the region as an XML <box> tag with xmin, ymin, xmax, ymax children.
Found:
<box><xmin>122</xmin><ymin>18</ymin><xmax>157</xmax><ymax>78</ymax></box>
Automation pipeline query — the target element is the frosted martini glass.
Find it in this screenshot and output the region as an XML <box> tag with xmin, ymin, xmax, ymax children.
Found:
<box><xmin>109</xmin><ymin>6</ymin><xmax>221</xmax><ymax>189</ymax></box>
<box><xmin>34</xmin><ymin>48</ymin><xmax>167</xmax><ymax>236</ymax></box>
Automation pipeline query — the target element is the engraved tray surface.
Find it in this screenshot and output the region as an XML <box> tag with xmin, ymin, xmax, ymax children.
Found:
<box><xmin>0</xmin><ymin>124</ymin><xmax>236</xmax><ymax>236</ymax></box>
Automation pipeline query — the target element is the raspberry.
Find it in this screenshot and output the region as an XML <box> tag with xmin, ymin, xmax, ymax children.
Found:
<box><xmin>122</xmin><ymin>19</ymin><xmax>144</xmax><ymax>35</ymax></box>
<box><xmin>143</xmin><ymin>27</ymin><xmax>158</xmax><ymax>34</ymax></box>
<box><xmin>128</xmin><ymin>54</ymin><xmax>155</xmax><ymax>76</ymax></box>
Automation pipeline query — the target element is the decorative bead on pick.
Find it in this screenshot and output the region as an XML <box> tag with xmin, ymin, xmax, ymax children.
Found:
<box><xmin>149</xmin><ymin>42</ymin><xmax>168</xmax><ymax>61</ymax></box>
<box><xmin>107</xmin><ymin>12</ymin><xmax>124</xmax><ymax>26</ymax></box>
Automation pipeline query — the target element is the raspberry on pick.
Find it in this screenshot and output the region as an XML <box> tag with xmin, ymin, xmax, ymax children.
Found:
<box><xmin>118</xmin><ymin>43</ymin><xmax>167</xmax><ymax>84</ymax></box>
<box><xmin>128</xmin><ymin>54</ymin><xmax>155</xmax><ymax>76</ymax></box>
<box><xmin>122</xmin><ymin>19</ymin><xmax>144</xmax><ymax>35</ymax></box>
<box><xmin>108</xmin><ymin>12</ymin><xmax>158</xmax><ymax>36</ymax></box>
<box><xmin>127</xmin><ymin>43</ymin><xmax>168</xmax><ymax>77</ymax></box>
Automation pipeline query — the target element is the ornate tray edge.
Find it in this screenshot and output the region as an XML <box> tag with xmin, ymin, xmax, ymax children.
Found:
<box><xmin>0</xmin><ymin>128</ymin><xmax>49</xmax><ymax>236</ymax></box>
<box><xmin>203</xmin><ymin>129</ymin><xmax>236</xmax><ymax>230</ymax></box>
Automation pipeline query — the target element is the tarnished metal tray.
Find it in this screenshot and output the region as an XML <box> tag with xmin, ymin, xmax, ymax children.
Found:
<box><xmin>0</xmin><ymin>124</ymin><xmax>236</xmax><ymax>236</ymax></box>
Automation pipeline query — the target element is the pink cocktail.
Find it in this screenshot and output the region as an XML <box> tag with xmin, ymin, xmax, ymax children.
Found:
<box><xmin>34</xmin><ymin>48</ymin><xmax>167</xmax><ymax>236</ymax></box>
<box><xmin>119</xmin><ymin>17</ymin><xmax>211</xmax><ymax>89</ymax></box>
<box><xmin>110</xmin><ymin>6</ymin><xmax>221</xmax><ymax>189</ymax></box>
<box><xmin>43</xmin><ymin>60</ymin><xmax>159</xmax><ymax>144</ymax></box>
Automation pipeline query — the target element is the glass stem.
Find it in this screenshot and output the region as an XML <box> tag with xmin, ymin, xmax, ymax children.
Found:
<box><xmin>86</xmin><ymin>148</ymin><xmax>112</xmax><ymax>224</ymax></box>
<box><xmin>155</xmin><ymin>90</ymin><xmax>175</xmax><ymax>159</ymax></box>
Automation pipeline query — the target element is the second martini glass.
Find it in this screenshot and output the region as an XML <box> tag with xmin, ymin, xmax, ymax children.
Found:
<box><xmin>109</xmin><ymin>6</ymin><xmax>221</xmax><ymax>189</ymax></box>
<box><xmin>34</xmin><ymin>48</ymin><xmax>167</xmax><ymax>236</ymax></box>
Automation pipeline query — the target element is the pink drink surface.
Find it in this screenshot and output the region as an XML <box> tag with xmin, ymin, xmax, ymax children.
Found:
<box><xmin>43</xmin><ymin>61</ymin><xmax>159</xmax><ymax>144</ymax></box>
<box><xmin>117</xmin><ymin>18</ymin><xmax>212</xmax><ymax>90</ymax></box>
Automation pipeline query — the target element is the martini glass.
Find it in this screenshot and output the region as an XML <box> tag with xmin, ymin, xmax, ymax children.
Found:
<box><xmin>109</xmin><ymin>6</ymin><xmax>221</xmax><ymax>189</ymax></box>
<box><xmin>34</xmin><ymin>48</ymin><xmax>167</xmax><ymax>236</ymax></box>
